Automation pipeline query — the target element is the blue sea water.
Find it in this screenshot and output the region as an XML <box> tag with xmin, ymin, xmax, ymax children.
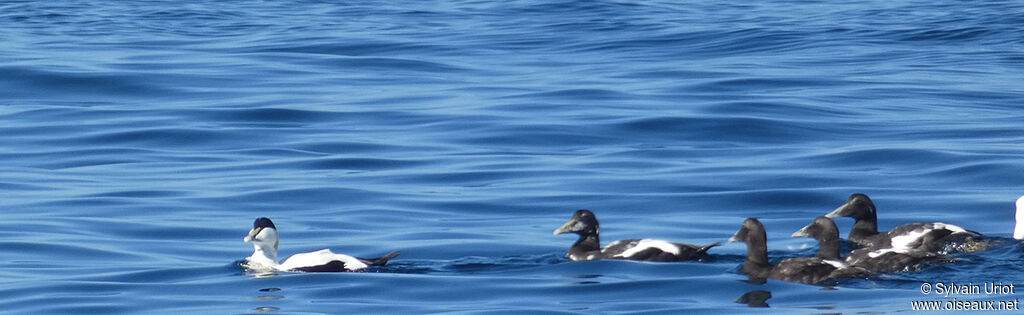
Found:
<box><xmin>2</xmin><ymin>0</ymin><xmax>1024</xmax><ymax>313</ymax></box>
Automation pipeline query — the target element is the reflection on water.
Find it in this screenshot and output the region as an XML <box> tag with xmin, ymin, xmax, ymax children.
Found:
<box><xmin>240</xmin><ymin>261</ymin><xmax>279</xmax><ymax>279</ymax></box>
<box><xmin>735</xmin><ymin>290</ymin><xmax>772</xmax><ymax>308</ymax></box>
<box><xmin>565</xmin><ymin>274</ymin><xmax>602</xmax><ymax>285</ymax></box>
<box><xmin>253</xmin><ymin>288</ymin><xmax>283</xmax><ymax>313</ymax></box>
<box><xmin>256</xmin><ymin>288</ymin><xmax>283</xmax><ymax>301</ymax></box>
<box><xmin>252</xmin><ymin>306</ymin><xmax>280</xmax><ymax>313</ymax></box>
<box><xmin>745</xmin><ymin>276</ymin><xmax>767</xmax><ymax>285</ymax></box>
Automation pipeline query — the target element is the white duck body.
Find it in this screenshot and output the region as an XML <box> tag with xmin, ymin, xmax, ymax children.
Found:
<box><xmin>1014</xmin><ymin>195</ymin><xmax>1024</xmax><ymax>240</ymax></box>
<box><xmin>277</xmin><ymin>249</ymin><xmax>367</xmax><ymax>271</ymax></box>
<box><xmin>243</xmin><ymin>217</ymin><xmax>396</xmax><ymax>272</ymax></box>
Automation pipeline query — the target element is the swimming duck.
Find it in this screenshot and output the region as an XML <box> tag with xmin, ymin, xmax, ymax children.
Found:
<box><xmin>730</xmin><ymin>218</ymin><xmax>867</xmax><ymax>284</ymax></box>
<box><xmin>553</xmin><ymin>209</ymin><xmax>719</xmax><ymax>262</ymax></box>
<box><xmin>794</xmin><ymin>216</ymin><xmax>942</xmax><ymax>273</ymax></box>
<box><xmin>1014</xmin><ymin>195</ymin><xmax>1024</xmax><ymax>240</ymax></box>
<box><xmin>825</xmin><ymin>193</ymin><xmax>980</xmax><ymax>252</ymax></box>
<box><xmin>243</xmin><ymin>217</ymin><xmax>400</xmax><ymax>272</ymax></box>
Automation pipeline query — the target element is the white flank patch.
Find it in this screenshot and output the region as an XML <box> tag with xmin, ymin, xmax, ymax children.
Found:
<box><xmin>279</xmin><ymin>249</ymin><xmax>367</xmax><ymax>271</ymax></box>
<box><xmin>890</xmin><ymin>223</ymin><xmax>969</xmax><ymax>249</ymax></box>
<box><xmin>935</xmin><ymin>223</ymin><xmax>967</xmax><ymax>234</ymax></box>
<box><xmin>613</xmin><ymin>239</ymin><xmax>680</xmax><ymax>258</ymax></box>
<box><xmin>889</xmin><ymin>229</ymin><xmax>929</xmax><ymax>249</ymax></box>
<box><xmin>823</xmin><ymin>260</ymin><xmax>847</xmax><ymax>269</ymax></box>
<box><xmin>867</xmin><ymin>247</ymin><xmax>909</xmax><ymax>258</ymax></box>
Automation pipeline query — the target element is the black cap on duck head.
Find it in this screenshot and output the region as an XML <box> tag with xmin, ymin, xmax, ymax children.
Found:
<box><xmin>554</xmin><ymin>209</ymin><xmax>599</xmax><ymax>236</ymax></box>
<box><xmin>254</xmin><ymin>217</ymin><xmax>276</xmax><ymax>229</ymax></box>
<box><xmin>825</xmin><ymin>193</ymin><xmax>876</xmax><ymax>220</ymax></box>
<box><xmin>244</xmin><ymin>217</ymin><xmax>279</xmax><ymax>250</ymax></box>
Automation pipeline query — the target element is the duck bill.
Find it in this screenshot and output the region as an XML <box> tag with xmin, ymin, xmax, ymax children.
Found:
<box><xmin>553</xmin><ymin>219</ymin><xmax>576</xmax><ymax>235</ymax></box>
<box><xmin>728</xmin><ymin>228</ymin><xmax>745</xmax><ymax>243</ymax></box>
<box><xmin>244</xmin><ymin>227</ymin><xmax>261</xmax><ymax>242</ymax></box>
<box><xmin>825</xmin><ymin>202</ymin><xmax>850</xmax><ymax>219</ymax></box>
<box><xmin>791</xmin><ymin>224</ymin><xmax>812</xmax><ymax>238</ymax></box>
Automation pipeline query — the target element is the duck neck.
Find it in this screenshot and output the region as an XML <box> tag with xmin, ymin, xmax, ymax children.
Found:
<box><xmin>572</xmin><ymin>234</ymin><xmax>601</xmax><ymax>253</ymax></box>
<box><xmin>248</xmin><ymin>243</ymin><xmax>279</xmax><ymax>267</ymax></box>
<box><xmin>850</xmin><ymin>216</ymin><xmax>880</xmax><ymax>242</ymax></box>
<box><xmin>816</xmin><ymin>235</ymin><xmax>842</xmax><ymax>260</ymax></box>
<box><xmin>744</xmin><ymin>233</ymin><xmax>770</xmax><ymax>267</ymax></box>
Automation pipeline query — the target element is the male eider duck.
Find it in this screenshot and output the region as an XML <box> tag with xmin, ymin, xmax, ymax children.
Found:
<box><xmin>1014</xmin><ymin>195</ymin><xmax>1024</xmax><ymax>240</ymax></box>
<box><xmin>825</xmin><ymin>193</ymin><xmax>980</xmax><ymax>252</ymax></box>
<box><xmin>794</xmin><ymin>216</ymin><xmax>942</xmax><ymax>273</ymax></box>
<box><xmin>243</xmin><ymin>217</ymin><xmax>400</xmax><ymax>272</ymax></box>
<box><xmin>553</xmin><ymin>209</ymin><xmax>719</xmax><ymax>262</ymax></box>
<box><xmin>730</xmin><ymin>218</ymin><xmax>866</xmax><ymax>284</ymax></box>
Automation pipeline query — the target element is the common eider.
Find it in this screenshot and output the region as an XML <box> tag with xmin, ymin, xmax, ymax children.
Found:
<box><xmin>553</xmin><ymin>209</ymin><xmax>719</xmax><ymax>262</ymax></box>
<box><xmin>243</xmin><ymin>217</ymin><xmax>400</xmax><ymax>272</ymax></box>
<box><xmin>730</xmin><ymin>218</ymin><xmax>866</xmax><ymax>284</ymax></box>
<box><xmin>795</xmin><ymin>216</ymin><xmax>942</xmax><ymax>273</ymax></box>
<box><xmin>825</xmin><ymin>193</ymin><xmax>980</xmax><ymax>252</ymax></box>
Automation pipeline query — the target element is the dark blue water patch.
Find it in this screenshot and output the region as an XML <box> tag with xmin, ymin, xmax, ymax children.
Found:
<box><xmin>395</xmin><ymin>169</ymin><xmax>571</xmax><ymax>188</ymax></box>
<box><xmin>289</xmin><ymin>157</ymin><xmax>430</xmax><ymax>171</ymax></box>
<box><xmin>613</xmin><ymin>115</ymin><xmax>828</xmax><ymax>144</ymax></box>
<box><xmin>458</xmin><ymin>124</ymin><xmax>626</xmax><ymax>148</ymax></box>
<box><xmin>293</xmin><ymin>141</ymin><xmax>419</xmax><ymax>155</ymax></box>
<box><xmin>687</xmin><ymin>76</ymin><xmax>850</xmax><ymax>94</ymax></box>
<box><xmin>193</xmin><ymin>107</ymin><xmax>347</xmax><ymax>126</ymax></box>
<box><xmin>923</xmin><ymin>161</ymin><xmax>1024</xmax><ymax>187</ymax></box>
<box><xmin>1</xmin><ymin>148</ymin><xmax>214</xmax><ymax>171</ymax></box>
<box><xmin>73</xmin><ymin>127</ymin><xmax>264</xmax><ymax>149</ymax></box>
<box><xmin>1</xmin><ymin>241</ymin><xmax>144</xmax><ymax>263</ymax></box>
<box><xmin>6</xmin><ymin>111</ymin><xmax>283</xmax><ymax>151</ymax></box>
<box><xmin>391</xmin><ymin>254</ymin><xmax>566</xmax><ymax>275</ymax></box>
<box><xmin>301</xmin><ymin>55</ymin><xmax>472</xmax><ymax>76</ymax></box>
<box><xmin>241</xmin><ymin>38</ymin><xmax>465</xmax><ymax>59</ymax></box>
<box><xmin>0</xmin><ymin>282</ymin><xmax>142</xmax><ymax>314</ymax></box>
<box><xmin>892</xmin><ymin>25</ymin><xmax>993</xmax><ymax>42</ymax></box>
<box><xmin>0</xmin><ymin>108</ymin><xmax>177</xmax><ymax>136</ymax></box>
<box><xmin>0</xmin><ymin>181</ymin><xmax>52</xmax><ymax>191</ymax></box>
<box><xmin>700</xmin><ymin>28</ymin><xmax>820</xmax><ymax>57</ymax></box>
<box><xmin>0</xmin><ymin>66</ymin><xmax>183</xmax><ymax>100</ymax></box>
<box><xmin>501</xmin><ymin>88</ymin><xmax>636</xmax><ymax>102</ymax></box>
<box><xmin>85</xmin><ymin>189</ymin><xmax>189</xmax><ymax>199</ymax></box>
<box><xmin>789</xmin><ymin>147</ymin><xmax>970</xmax><ymax>170</ymax></box>
<box><xmin>698</xmin><ymin>101</ymin><xmax>859</xmax><ymax>122</ymax></box>
<box><xmin>209</xmin><ymin>187</ymin><xmax>388</xmax><ymax>208</ymax></box>
<box><xmin>513</xmin><ymin>0</ymin><xmax>651</xmax><ymax>16</ymax></box>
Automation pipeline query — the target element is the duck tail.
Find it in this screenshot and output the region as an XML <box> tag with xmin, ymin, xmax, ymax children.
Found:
<box><xmin>700</xmin><ymin>242</ymin><xmax>722</xmax><ymax>254</ymax></box>
<box><xmin>358</xmin><ymin>251</ymin><xmax>401</xmax><ymax>266</ymax></box>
